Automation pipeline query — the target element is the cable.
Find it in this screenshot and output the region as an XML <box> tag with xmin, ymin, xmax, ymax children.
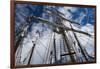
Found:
<box><xmin>35</xmin><ymin>48</ymin><xmax>45</xmax><ymax>62</ymax></box>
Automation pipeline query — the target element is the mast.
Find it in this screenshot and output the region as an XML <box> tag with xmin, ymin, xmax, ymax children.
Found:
<box><xmin>62</xmin><ymin>31</ymin><xmax>76</xmax><ymax>62</ymax></box>
<box><xmin>28</xmin><ymin>41</ymin><xmax>36</xmax><ymax>65</ymax></box>
<box><xmin>69</xmin><ymin>22</ymin><xmax>89</xmax><ymax>62</ymax></box>
<box><xmin>53</xmin><ymin>33</ymin><xmax>57</xmax><ymax>63</ymax></box>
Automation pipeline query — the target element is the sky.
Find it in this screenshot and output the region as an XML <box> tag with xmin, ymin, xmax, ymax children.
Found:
<box><xmin>15</xmin><ymin>4</ymin><xmax>95</xmax><ymax>33</ymax></box>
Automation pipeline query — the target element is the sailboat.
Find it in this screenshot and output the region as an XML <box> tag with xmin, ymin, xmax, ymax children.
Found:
<box><xmin>14</xmin><ymin>4</ymin><xmax>95</xmax><ymax>66</ymax></box>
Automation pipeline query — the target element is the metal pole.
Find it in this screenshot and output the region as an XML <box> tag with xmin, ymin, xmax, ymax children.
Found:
<box><xmin>53</xmin><ymin>33</ymin><xmax>57</xmax><ymax>63</ymax></box>
<box><xmin>62</xmin><ymin>32</ymin><xmax>76</xmax><ymax>62</ymax></box>
<box><xmin>69</xmin><ymin>23</ymin><xmax>89</xmax><ymax>62</ymax></box>
<box><xmin>28</xmin><ymin>41</ymin><xmax>36</xmax><ymax>65</ymax></box>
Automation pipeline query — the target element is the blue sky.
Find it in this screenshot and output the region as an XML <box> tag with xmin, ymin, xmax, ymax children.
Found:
<box><xmin>26</xmin><ymin>5</ymin><xmax>95</xmax><ymax>25</ymax></box>
<box><xmin>15</xmin><ymin>4</ymin><xmax>95</xmax><ymax>33</ymax></box>
<box><xmin>68</xmin><ymin>7</ymin><xmax>95</xmax><ymax>25</ymax></box>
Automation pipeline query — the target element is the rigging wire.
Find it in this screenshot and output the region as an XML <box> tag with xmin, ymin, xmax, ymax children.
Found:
<box><xmin>44</xmin><ymin>33</ymin><xmax>54</xmax><ymax>64</ymax></box>
<box><xmin>37</xmin><ymin>39</ymin><xmax>48</xmax><ymax>50</ymax></box>
<box><xmin>35</xmin><ymin>48</ymin><xmax>45</xmax><ymax>62</ymax></box>
<box><xmin>43</xmin><ymin>32</ymin><xmax>53</xmax><ymax>64</ymax></box>
<box><xmin>22</xmin><ymin>48</ymin><xmax>32</xmax><ymax>63</ymax></box>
